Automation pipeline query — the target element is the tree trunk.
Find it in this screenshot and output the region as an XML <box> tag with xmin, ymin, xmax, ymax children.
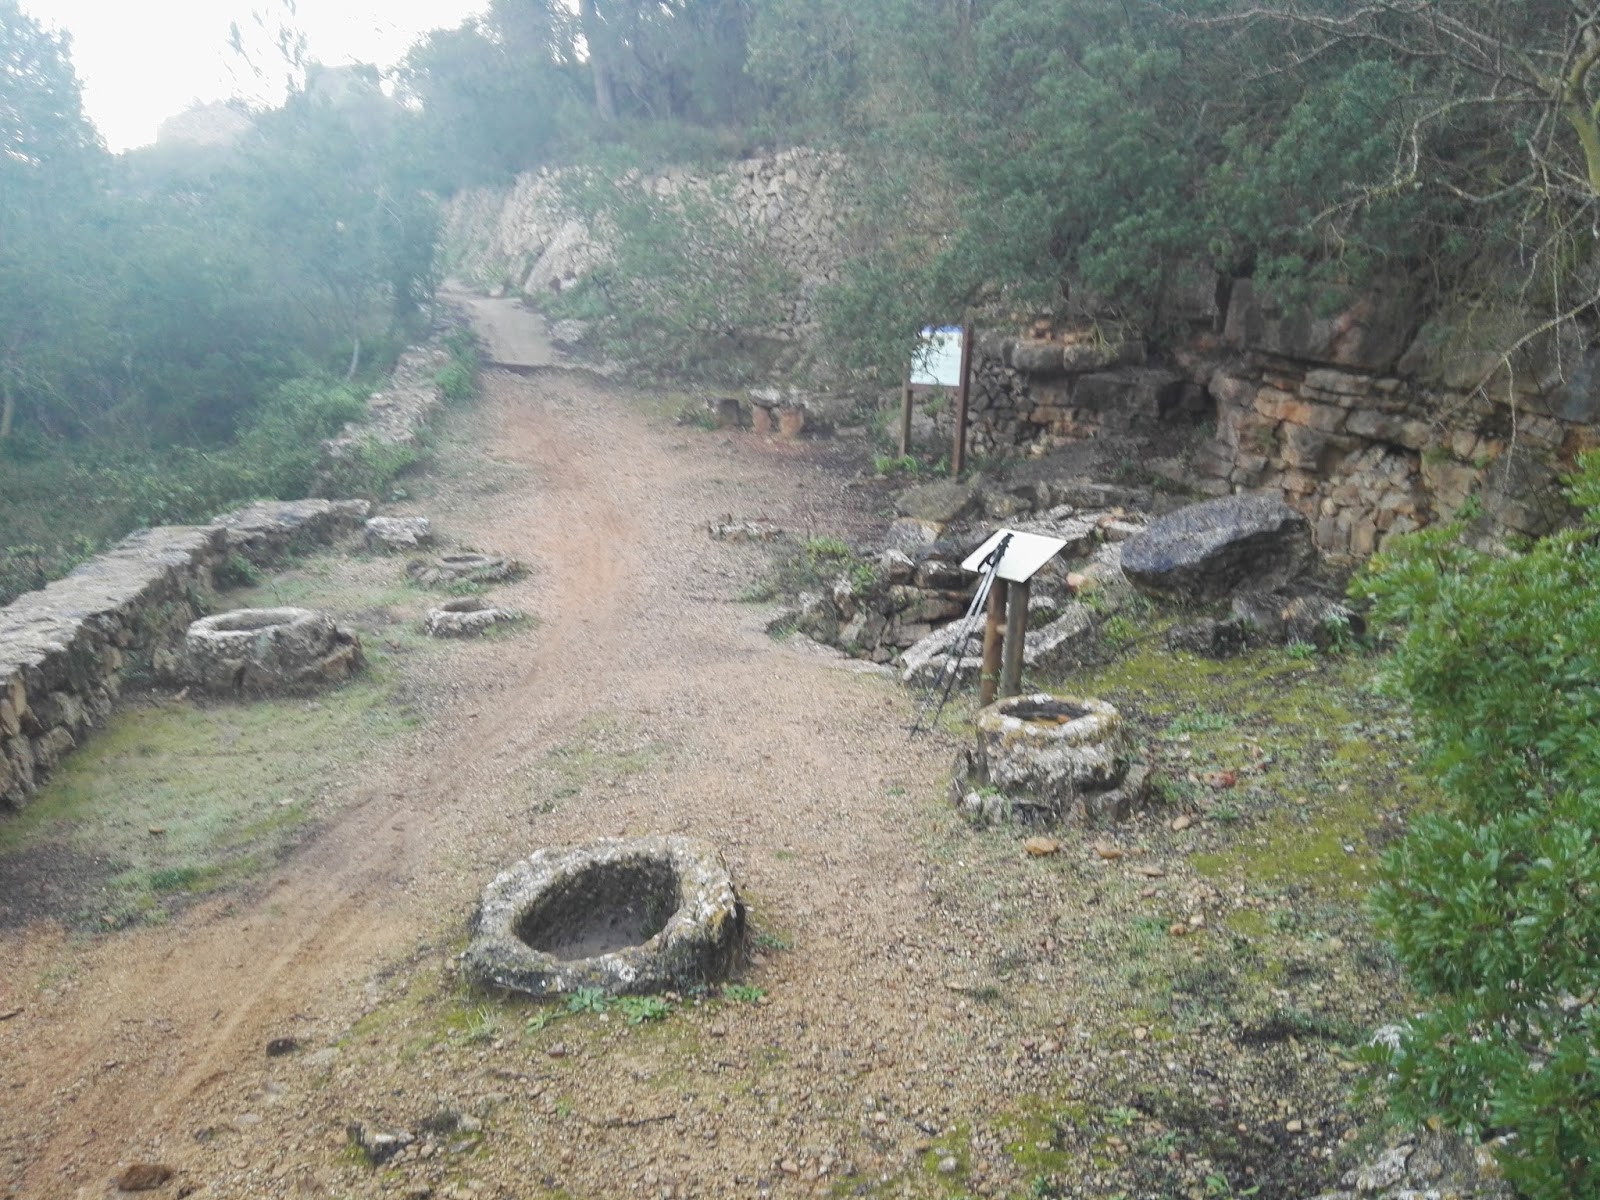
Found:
<box><xmin>579</xmin><ymin>0</ymin><xmax>619</xmax><ymax>122</ymax></box>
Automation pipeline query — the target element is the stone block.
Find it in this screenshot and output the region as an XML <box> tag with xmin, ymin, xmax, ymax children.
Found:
<box><xmin>1010</xmin><ymin>341</ymin><xmax>1064</xmax><ymax>376</ymax></box>
<box><xmin>1258</xmin><ymin>392</ymin><xmax>1347</xmax><ymax>433</ymax></box>
<box><xmin>1301</xmin><ymin>368</ymin><xmax>1370</xmax><ymax>396</ymax></box>
<box><xmin>1280</xmin><ymin>423</ymin><xmax>1331</xmax><ymax>470</ymax></box>
<box><xmin>1224</xmin><ymin>276</ymin><xmax>1419</xmax><ymax>371</ymax></box>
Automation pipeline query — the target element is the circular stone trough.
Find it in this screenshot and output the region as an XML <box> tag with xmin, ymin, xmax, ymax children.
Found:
<box><xmin>423</xmin><ymin>596</ymin><xmax>524</xmax><ymax>638</ymax></box>
<box><xmin>182</xmin><ymin>607</ymin><xmax>363</xmax><ymax>692</ymax></box>
<box><xmin>957</xmin><ymin>693</ymin><xmax>1149</xmax><ymax>827</ymax></box>
<box><xmin>463</xmin><ymin>837</ymin><xmax>745</xmax><ymax>998</ymax></box>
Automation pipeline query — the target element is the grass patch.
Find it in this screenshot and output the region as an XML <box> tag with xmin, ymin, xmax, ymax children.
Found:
<box><xmin>0</xmin><ymin>680</ymin><xmax>416</xmax><ymax>929</ymax></box>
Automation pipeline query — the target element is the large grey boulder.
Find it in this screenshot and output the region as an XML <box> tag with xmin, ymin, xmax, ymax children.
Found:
<box><xmin>1121</xmin><ymin>494</ymin><xmax>1315</xmax><ymax>602</ymax></box>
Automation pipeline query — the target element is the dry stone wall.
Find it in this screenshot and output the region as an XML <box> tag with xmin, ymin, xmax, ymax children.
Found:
<box><xmin>0</xmin><ymin>500</ymin><xmax>370</xmax><ymax>811</ymax></box>
<box><xmin>1180</xmin><ymin>281</ymin><xmax>1598</xmax><ymax>555</ymax></box>
<box><xmin>441</xmin><ymin>148</ymin><xmax>853</xmax><ymax>337</ymax></box>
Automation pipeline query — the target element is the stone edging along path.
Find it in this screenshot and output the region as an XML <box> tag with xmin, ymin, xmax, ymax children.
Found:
<box><xmin>0</xmin><ymin>341</ymin><xmax>454</xmax><ymax>813</ymax></box>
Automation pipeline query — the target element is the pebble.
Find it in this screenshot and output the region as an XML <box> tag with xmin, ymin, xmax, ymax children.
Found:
<box><xmin>1170</xmin><ymin>815</ymin><xmax>1193</xmax><ymax>832</ymax></box>
<box><xmin>938</xmin><ymin>1156</ymin><xmax>959</xmax><ymax>1175</ymax></box>
<box><xmin>1093</xmin><ymin>841</ymin><xmax>1124</xmax><ymax>860</ymax></box>
<box><xmin>1024</xmin><ymin>836</ymin><xmax>1061</xmax><ymax>857</ymax></box>
<box><xmin>113</xmin><ymin>1163</ymin><xmax>173</xmax><ymax>1192</ymax></box>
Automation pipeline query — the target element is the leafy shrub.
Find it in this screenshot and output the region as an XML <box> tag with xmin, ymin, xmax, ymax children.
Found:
<box><xmin>1354</xmin><ymin>451</ymin><xmax>1600</xmax><ymax>1200</ymax></box>
<box><xmin>435</xmin><ymin>361</ymin><xmax>476</xmax><ymax>402</ymax></box>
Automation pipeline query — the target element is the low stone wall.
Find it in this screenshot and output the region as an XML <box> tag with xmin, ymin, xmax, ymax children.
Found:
<box><xmin>0</xmin><ymin>500</ymin><xmax>370</xmax><ymax>811</ymax></box>
<box><xmin>317</xmin><ymin>346</ymin><xmax>451</xmax><ymax>489</ymax></box>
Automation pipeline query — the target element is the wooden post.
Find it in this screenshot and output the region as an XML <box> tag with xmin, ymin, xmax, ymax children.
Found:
<box><xmin>898</xmin><ymin>380</ymin><xmax>914</xmax><ymax>457</ymax></box>
<box><xmin>951</xmin><ymin>320</ymin><xmax>973</xmax><ymax>476</ymax></box>
<box><xmin>979</xmin><ymin>579</ymin><xmax>1008</xmax><ymax>706</ymax></box>
<box><xmin>1000</xmin><ymin>578</ymin><xmax>1031</xmax><ymax>698</ymax></box>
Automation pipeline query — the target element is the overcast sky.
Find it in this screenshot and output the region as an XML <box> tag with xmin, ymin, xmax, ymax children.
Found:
<box><xmin>22</xmin><ymin>1</ymin><xmax>489</xmax><ymax>151</ymax></box>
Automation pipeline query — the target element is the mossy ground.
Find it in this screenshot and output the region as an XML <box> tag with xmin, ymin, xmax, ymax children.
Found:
<box><xmin>0</xmin><ymin>550</ymin><xmax>447</xmax><ymax>930</ymax></box>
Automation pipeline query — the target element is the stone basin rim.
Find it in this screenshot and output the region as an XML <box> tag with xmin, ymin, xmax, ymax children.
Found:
<box><xmin>463</xmin><ymin>835</ymin><xmax>745</xmax><ymax>998</ymax></box>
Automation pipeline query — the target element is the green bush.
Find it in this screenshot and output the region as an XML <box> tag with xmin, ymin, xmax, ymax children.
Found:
<box><xmin>1354</xmin><ymin>452</ymin><xmax>1600</xmax><ymax>1200</ymax></box>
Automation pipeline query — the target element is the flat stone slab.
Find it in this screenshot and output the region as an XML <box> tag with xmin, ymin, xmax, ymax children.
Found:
<box><xmin>1120</xmin><ymin>493</ymin><xmax>1315</xmax><ymax>602</ymax></box>
<box><xmin>463</xmin><ymin>836</ymin><xmax>745</xmax><ymax>998</ymax></box>
<box><xmin>407</xmin><ymin>553</ymin><xmax>520</xmax><ymax>587</ymax></box>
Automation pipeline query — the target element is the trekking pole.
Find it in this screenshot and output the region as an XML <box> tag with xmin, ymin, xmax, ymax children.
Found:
<box><xmin>910</xmin><ymin>533</ymin><xmax>1011</xmax><ymax>737</ymax></box>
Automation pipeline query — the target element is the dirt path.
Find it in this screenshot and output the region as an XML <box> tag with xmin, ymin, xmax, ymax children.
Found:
<box><xmin>441</xmin><ymin>289</ymin><xmax>565</xmax><ymax>369</ymax></box>
<box><xmin>0</xmin><ymin>313</ymin><xmax>1395</xmax><ymax>1200</ymax></box>
<box><xmin>0</xmin><ymin>346</ymin><xmax>968</xmax><ymax>1197</ymax></box>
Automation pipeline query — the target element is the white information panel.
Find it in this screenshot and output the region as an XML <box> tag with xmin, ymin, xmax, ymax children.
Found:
<box><xmin>962</xmin><ymin>529</ymin><xmax>1070</xmax><ymax>584</ymax></box>
<box><xmin>910</xmin><ymin>325</ymin><xmax>964</xmax><ymax>387</ymax></box>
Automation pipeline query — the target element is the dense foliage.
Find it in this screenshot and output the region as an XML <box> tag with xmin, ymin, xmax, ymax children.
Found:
<box><xmin>395</xmin><ymin>1</ymin><xmax>1600</xmax><ymax>384</ymax></box>
<box><xmin>0</xmin><ymin>3</ymin><xmax>441</xmax><ymax>602</ymax></box>
<box><xmin>1356</xmin><ymin>456</ymin><xmax>1600</xmax><ymax>1200</ymax></box>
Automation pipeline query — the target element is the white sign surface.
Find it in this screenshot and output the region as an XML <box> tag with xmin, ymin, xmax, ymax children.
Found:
<box><xmin>910</xmin><ymin>325</ymin><xmax>964</xmax><ymax>387</ymax></box>
<box><xmin>962</xmin><ymin>529</ymin><xmax>1070</xmax><ymax>584</ymax></box>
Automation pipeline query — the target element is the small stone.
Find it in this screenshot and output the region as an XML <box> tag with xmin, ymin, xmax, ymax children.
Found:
<box><xmin>709</xmin><ymin>1024</ymin><xmax>727</xmax><ymax>1038</ymax></box>
<box><xmin>114</xmin><ymin>1164</ymin><xmax>173</xmax><ymax>1192</ymax></box>
<box><xmin>1093</xmin><ymin>841</ymin><xmax>1124</xmax><ymax>860</ymax></box>
<box><xmin>1025</xmin><ymin>837</ymin><xmax>1061</xmax><ymax>857</ymax></box>
<box><xmin>1168</xmin><ymin>923</ymin><xmax>1189</xmax><ymax>937</ymax></box>
<box><xmin>1132</xmin><ymin>1026</ymin><xmax>1148</xmax><ymax>1041</ymax></box>
<box><xmin>1286</xmin><ymin>1119</ymin><xmax>1304</xmax><ymax>1134</ymax></box>
<box><xmin>1132</xmin><ymin>864</ymin><xmax>1165</xmax><ymax>878</ymax></box>
<box><xmin>780</xmin><ymin>1159</ymin><xmax>800</xmax><ymax>1175</ymax></box>
<box><xmin>1188</xmin><ymin>914</ymin><xmax>1205</xmax><ymax>928</ymax></box>
<box><xmin>547</xmin><ymin>1044</ymin><xmax>568</xmax><ymax>1059</ymax></box>
<box><xmin>265</xmin><ymin>1037</ymin><xmax>298</xmax><ymax>1057</ymax></box>
<box><xmin>1170</xmin><ymin>815</ymin><xmax>1194</xmax><ymax>832</ymax></box>
<box><xmin>938</xmin><ymin>1156</ymin><xmax>959</xmax><ymax>1175</ymax></box>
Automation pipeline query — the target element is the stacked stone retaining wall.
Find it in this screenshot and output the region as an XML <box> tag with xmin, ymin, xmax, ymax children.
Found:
<box><xmin>441</xmin><ymin>148</ymin><xmax>853</xmax><ymax>338</ymax></box>
<box><xmin>935</xmin><ymin>283</ymin><xmax>1598</xmax><ymax>555</ymax></box>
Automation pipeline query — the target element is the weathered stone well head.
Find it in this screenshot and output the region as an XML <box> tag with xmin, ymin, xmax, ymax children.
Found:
<box><xmin>182</xmin><ymin>607</ymin><xmax>363</xmax><ymax>692</ymax></box>
<box><xmin>463</xmin><ymin>836</ymin><xmax>745</xmax><ymax>998</ymax></box>
<box><xmin>957</xmin><ymin>693</ymin><xmax>1149</xmax><ymax>826</ymax></box>
<box><xmin>423</xmin><ymin>596</ymin><xmax>524</xmax><ymax>638</ymax></box>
